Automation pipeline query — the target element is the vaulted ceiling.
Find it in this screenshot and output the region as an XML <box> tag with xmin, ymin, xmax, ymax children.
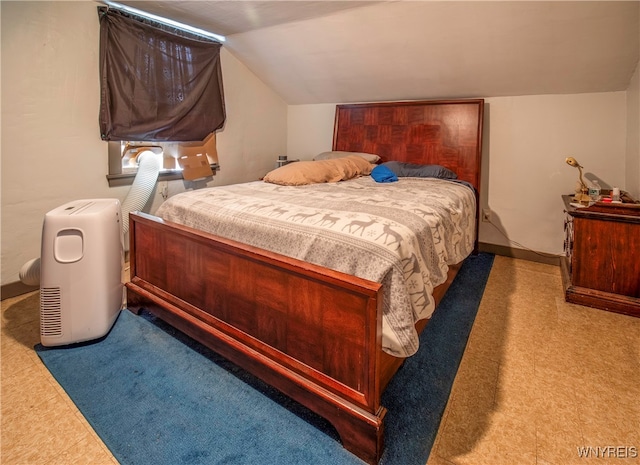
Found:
<box><xmin>120</xmin><ymin>1</ymin><xmax>639</xmax><ymax>105</ymax></box>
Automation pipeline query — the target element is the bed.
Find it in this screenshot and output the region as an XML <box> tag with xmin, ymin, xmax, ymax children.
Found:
<box><xmin>125</xmin><ymin>99</ymin><xmax>484</xmax><ymax>464</ymax></box>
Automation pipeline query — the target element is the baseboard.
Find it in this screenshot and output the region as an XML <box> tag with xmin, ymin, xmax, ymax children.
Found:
<box><xmin>478</xmin><ymin>242</ymin><xmax>561</xmax><ymax>266</ymax></box>
<box><xmin>1</xmin><ymin>281</ymin><xmax>38</xmax><ymax>301</ymax></box>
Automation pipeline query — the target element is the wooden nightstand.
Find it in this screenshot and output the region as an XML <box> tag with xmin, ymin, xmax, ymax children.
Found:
<box><xmin>561</xmin><ymin>194</ymin><xmax>640</xmax><ymax>317</ymax></box>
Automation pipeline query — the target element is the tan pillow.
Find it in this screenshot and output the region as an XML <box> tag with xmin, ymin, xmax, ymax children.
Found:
<box><xmin>263</xmin><ymin>156</ymin><xmax>373</xmax><ymax>186</ymax></box>
<box><xmin>343</xmin><ymin>155</ymin><xmax>374</xmax><ymax>175</ymax></box>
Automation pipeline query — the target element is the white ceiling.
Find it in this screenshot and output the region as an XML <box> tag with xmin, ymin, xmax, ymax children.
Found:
<box><xmin>122</xmin><ymin>1</ymin><xmax>379</xmax><ymax>36</ymax></box>
<box><xmin>119</xmin><ymin>1</ymin><xmax>640</xmax><ymax>105</ymax></box>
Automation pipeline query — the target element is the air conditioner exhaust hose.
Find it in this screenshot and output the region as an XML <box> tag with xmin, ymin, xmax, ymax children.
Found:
<box><xmin>19</xmin><ymin>257</ymin><xmax>41</xmax><ymax>286</ymax></box>
<box><xmin>121</xmin><ymin>150</ymin><xmax>162</xmax><ymax>236</ymax></box>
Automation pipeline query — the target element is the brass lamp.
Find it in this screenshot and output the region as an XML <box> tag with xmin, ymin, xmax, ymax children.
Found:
<box><xmin>565</xmin><ymin>157</ymin><xmax>590</xmax><ymax>204</ymax></box>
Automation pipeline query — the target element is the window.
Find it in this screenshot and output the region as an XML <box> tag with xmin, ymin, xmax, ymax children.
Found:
<box><xmin>98</xmin><ymin>6</ymin><xmax>225</xmax><ymax>185</ymax></box>
<box><xmin>106</xmin><ymin>137</ymin><xmax>220</xmax><ymax>186</ymax></box>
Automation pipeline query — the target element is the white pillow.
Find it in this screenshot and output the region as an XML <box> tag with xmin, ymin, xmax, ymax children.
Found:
<box><xmin>313</xmin><ymin>151</ymin><xmax>380</xmax><ymax>164</ymax></box>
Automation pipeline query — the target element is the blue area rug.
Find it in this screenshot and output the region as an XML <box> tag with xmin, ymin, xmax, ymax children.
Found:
<box><xmin>36</xmin><ymin>253</ymin><xmax>493</xmax><ymax>465</ymax></box>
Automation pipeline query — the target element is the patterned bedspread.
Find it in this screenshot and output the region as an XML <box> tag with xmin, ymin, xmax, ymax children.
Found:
<box><xmin>155</xmin><ymin>176</ymin><xmax>476</xmax><ymax>357</ymax></box>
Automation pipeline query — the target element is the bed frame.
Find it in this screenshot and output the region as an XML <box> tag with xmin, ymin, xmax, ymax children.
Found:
<box><xmin>126</xmin><ymin>99</ymin><xmax>484</xmax><ymax>464</ymax></box>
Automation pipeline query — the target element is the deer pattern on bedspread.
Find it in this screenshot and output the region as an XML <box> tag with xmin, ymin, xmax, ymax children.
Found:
<box><xmin>155</xmin><ymin>176</ymin><xmax>476</xmax><ymax>357</ymax></box>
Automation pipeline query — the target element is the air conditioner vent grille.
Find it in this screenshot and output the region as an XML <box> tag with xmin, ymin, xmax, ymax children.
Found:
<box><xmin>40</xmin><ymin>287</ymin><xmax>62</xmax><ymax>337</ymax></box>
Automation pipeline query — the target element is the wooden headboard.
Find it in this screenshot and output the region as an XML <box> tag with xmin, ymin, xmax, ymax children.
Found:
<box><xmin>332</xmin><ymin>99</ymin><xmax>484</xmax><ymax>192</ymax></box>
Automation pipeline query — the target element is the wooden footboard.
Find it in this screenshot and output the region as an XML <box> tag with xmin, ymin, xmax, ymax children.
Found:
<box><xmin>126</xmin><ymin>211</ymin><xmax>387</xmax><ymax>464</ymax></box>
<box><xmin>126</xmin><ymin>210</ymin><xmax>466</xmax><ymax>464</ymax></box>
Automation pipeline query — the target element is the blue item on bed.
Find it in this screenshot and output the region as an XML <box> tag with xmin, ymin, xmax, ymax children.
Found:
<box><xmin>371</xmin><ymin>165</ymin><xmax>398</xmax><ymax>183</ymax></box>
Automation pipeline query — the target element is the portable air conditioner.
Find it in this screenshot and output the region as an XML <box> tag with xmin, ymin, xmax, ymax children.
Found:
<box><xmin>40</xmin><ymin>199</ymin><xmax>124</xmax><ymax>346</ymax></box>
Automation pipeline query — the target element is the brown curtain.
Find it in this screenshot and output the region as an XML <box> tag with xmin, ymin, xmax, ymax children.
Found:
<box><xmin>98</xmin><ymin>6</ymin><xmax>225</xmax><ymax>142</ymax></box>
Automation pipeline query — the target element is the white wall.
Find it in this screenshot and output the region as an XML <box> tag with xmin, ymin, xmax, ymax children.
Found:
<box><xmin>481</xmin><ymin>93</ymin><xmax>626</xmax><ymax>255</ymax></box>
<box><xmin>287</xmin><ymin>104</ymin><xmax>337</xmax><ymax>159</ymax></box>
<box><xmin>287</xmin><ymin>92</ymin><xmax>628</xmax><ymax>255</ymax></box>
<box><xmin>626</xmin><ymin>63</ymin><xmax>640</xmax><ymax>200</ymax></box>
<box><xmin>1</xmin><ymin>1</ymin><xmax>287</xmax><ymax>286</ymax></box>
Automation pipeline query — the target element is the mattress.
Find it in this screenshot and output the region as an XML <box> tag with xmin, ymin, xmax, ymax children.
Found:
<box><xmin>155</xmin><ymin>176</ymin><xmax>476</xmax><ymax>357</ymax></box>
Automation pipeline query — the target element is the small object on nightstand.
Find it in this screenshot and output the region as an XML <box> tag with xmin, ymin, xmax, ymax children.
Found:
<box><xmin>275</xmin><ymin>156</ymin><xmax>300</xmax><ymax>169</ymax></box>
<box><xmin>276</xmin><ymin>155</ymin><xmax>287</xmax><ymax>168</ymax></box>
<box><xmin>588</xmin><ymin>180</ymin><xmax>601</xmax><ymax>203</ymax></box>
<box><xmin>612</xmin><ymin>187</ymin><xmax>621</xmax><ymax>203</ymax></box>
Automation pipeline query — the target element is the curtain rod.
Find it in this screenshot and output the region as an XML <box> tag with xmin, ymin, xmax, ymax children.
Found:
<box><xmin>99</xmin><ymin>1</ymin><xmax>226</xmax><ymax>43</ymax></box>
